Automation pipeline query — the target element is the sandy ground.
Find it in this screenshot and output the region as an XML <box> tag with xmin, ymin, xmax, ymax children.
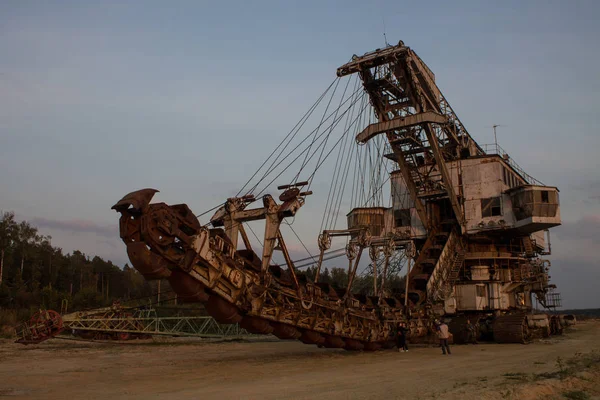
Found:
<box><xmin>0</xmin><ymin>321</ymin><xmax>599</xmax><ymax>400</ymax></box>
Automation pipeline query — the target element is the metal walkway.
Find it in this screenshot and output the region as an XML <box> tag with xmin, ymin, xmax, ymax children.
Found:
<box><xmin>63</xmin><ymin>314</ymin><xmax>252</xmax><ymax>338</ymax></box>
<box><xmin>16</xmin><ymin>306</ymin><xmax>259</xmax><ymax>344</ymax></box>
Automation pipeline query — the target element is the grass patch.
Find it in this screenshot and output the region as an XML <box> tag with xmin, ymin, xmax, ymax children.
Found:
<box><xmin>502</xmin><ymin>372</ymin><xmax>530</xmax><ymax>382</ymax></box>
<box><xmin>500</xmin><ymin>388</ymin><xmax>516</xmax><ymax>398</ymax></box>
<box><xmin>503</xmin><ymin>372</ymin><xmax>526</xmax><ymax>377</ymax></box>
<box><xmin>534</xmin><ymin>351</ymin><xmax>600</xmax><ymax>381</ymax></box>
<box><xmin>562</xmin><ymin>390</ymin><xmax>590</xmax><ymax>400</ymax></box>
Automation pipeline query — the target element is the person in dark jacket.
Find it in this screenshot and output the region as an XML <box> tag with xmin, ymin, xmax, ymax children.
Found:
<box><xmin>466</xmin><ymin>319</ymin><xmax>478</xmax><ymax>344</ymax></box>
<box><xmin>396</xmin><ymin>322</ymin><xmax>409</xmax><ymax>352</ymax></box>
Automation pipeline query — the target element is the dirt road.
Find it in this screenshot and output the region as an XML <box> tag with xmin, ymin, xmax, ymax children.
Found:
<box><xmin>1</xmin><ymin>321</ymin><xmax>599</xmax><ymax>400</ymax></box>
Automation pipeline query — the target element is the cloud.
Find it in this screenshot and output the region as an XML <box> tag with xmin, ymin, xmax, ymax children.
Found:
<box><xmin>570</xmin><ymin>179</ymin><xmax>600</xmax><ymax>204</ymax></box>
<box><xmin>30</xmin><ymin>217</ymin><xmax>117</xmax><ymax>238</ymax></box>
<box><xmin>553</xmin><ymin>215</ymin><xmax>600</xmax><ymax>245</ymax></box>
<box><xmin>551</xmin><ymin>259</ymin><xmax>600</xmax><ymax>309</ymax></box>
<box><xmin>547</xmin><ymin>215</ymin><xmax>600</xmax><ymax>308</ymax></box>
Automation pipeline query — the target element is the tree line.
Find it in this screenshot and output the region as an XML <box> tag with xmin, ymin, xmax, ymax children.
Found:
<box><xmin>302</xmin><ymin>265</ymin><xmax>406</xmax><ymax>297</ymax></box>
<box><xmin>0</xmin><ymin>211</ymin><xmax>155</xmax><ymax>314</ymax></box>
<box><xmin>0</xmin><ymin>211</ymin><xmax>407</xmax><ymax>320</ymax></box>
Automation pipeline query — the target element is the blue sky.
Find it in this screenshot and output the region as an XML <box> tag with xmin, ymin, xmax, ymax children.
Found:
<box><xmin>1</xmin><ymin>0</ymin><xmax>599</xmax><ymax>308</ymax></box>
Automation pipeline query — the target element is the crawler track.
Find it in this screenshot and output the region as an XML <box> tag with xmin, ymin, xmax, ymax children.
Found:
<box><xmin>493</xmin><ymin>313</ymin><xmax>531</xmax><ymax>344</ymax></box>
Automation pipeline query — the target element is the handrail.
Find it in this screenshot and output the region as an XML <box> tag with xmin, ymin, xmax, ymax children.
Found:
<box><xmin>479</xmin><ymin>143</ymin><xmax>544</xmax><ymax>186</ymax></box>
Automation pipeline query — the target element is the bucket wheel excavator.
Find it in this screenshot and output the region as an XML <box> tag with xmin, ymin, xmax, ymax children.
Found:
<box><xmin>112</xmin><ymin>40</ymin><xmax>566</xmax><ymax>348</ymax></box>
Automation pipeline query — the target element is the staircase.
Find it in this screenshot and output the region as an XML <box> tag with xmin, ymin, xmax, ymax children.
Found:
<box><xmin>426</xmin><ymin>230</ymin><xmax>465</xmax><ymax>302</ymax></box>
<box><xmin>438</xmin><ymin>250</ymin><xmax>465</xmax><ymax>300</ymax></box>
<box><xmin>385</xmin><ymin>131</ymin><xmax>446</xmax><ymax>200</ymax></box>
<box><xmin>404</xmin><ymin>227</ymin><xmax>448</xmax><ymax>304</ymax></box>
<box><xmin>383</xmin><ymin>125</ymin><xmax>460</xmax><ymax>305</ymax></box>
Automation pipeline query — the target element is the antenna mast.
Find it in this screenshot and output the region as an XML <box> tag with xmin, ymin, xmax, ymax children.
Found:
<box><xmin>492</xmin><ymin>124</ymin><xmax>506</xmax><ymax>148</ymax></box>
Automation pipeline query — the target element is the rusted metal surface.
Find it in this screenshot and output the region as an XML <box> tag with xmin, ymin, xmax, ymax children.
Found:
<box><xmin>112</xmin><ymin>188</ymin><xmax>159</xmax><ymax>214</ymax></box>
<box><xmin>109</xmin><ymin>40</ymin><xmax>568</xmax><ymax>348</ymax></box>
<box><xmin>15</xmin><ymin>310</ymin><xmax>64</xmax><ymax>344</ymax></box>
<box><xmin>168</xmin><ymin>269</ymin><xmax>210</xmax><ymax>303</ymax></box>
<box><xmin>493</xmin><ymin>313</ymin><xmax>530</xmax><ymax>344</ymax></box>
<box><xmin>112</xmin><ymin>189</ymin><xmax>415</xmax><ymax>350</ymax></box>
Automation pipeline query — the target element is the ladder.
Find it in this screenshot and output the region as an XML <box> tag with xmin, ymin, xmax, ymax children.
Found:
<box><xmin>522</xmin><ymin>236</ymin><xmax>535</xmax><ymax>257</ymax></box>
<box><xmin>447</xmin><ymin>251</ymin><xmax>465</xmax><ymax>281</ymax></box>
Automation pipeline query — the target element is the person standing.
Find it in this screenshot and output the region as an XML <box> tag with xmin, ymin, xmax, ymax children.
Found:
<box><xmin>466</xmin><ymin>319</ymin><xmax>478</xmax><ymax>344</ymax></box>
<box><xmin>436</xmin><ymin>320</ymin><xmax>451</xmax><ymax>355</ymax></box>
<box><xmin>396</xmin><ymin>322</ymin><xmax>409</xmax><ymax>352</ymax></box>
